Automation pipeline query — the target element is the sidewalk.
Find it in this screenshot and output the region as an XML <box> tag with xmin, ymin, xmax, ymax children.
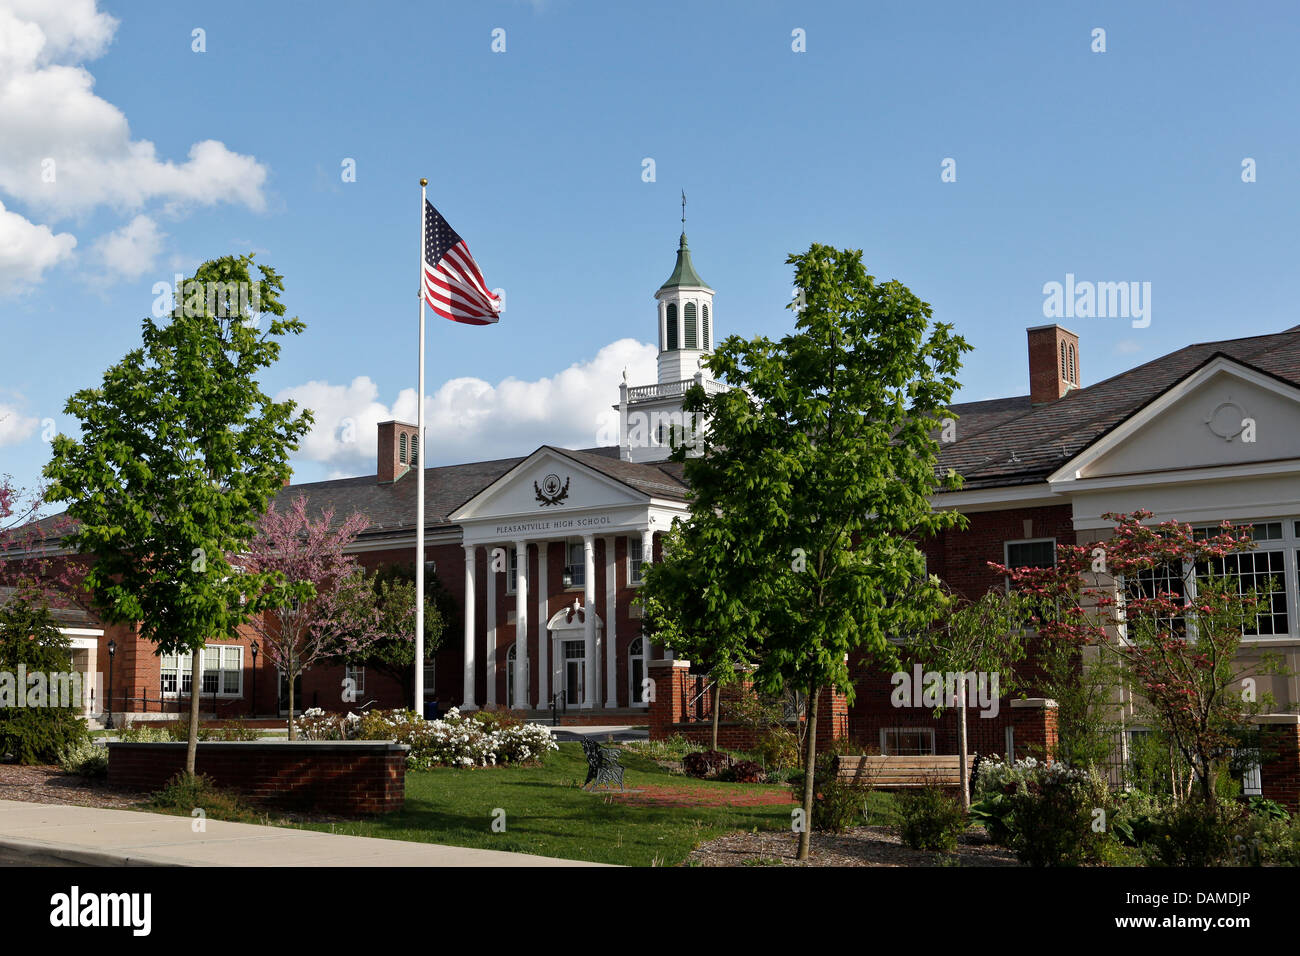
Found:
<box><xmin>0</xmin><ymin>800</ymin><xmax>606</xmax><ymax>867</ymax></box>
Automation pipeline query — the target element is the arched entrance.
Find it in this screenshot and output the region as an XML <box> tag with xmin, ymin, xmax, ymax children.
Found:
<box><xmin>545</xmin><ymin>601</ymin><xmax>602</xmax><ymax>708</ymax></box>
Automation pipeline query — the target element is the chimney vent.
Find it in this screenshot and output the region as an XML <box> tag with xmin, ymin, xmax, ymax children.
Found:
<box><xmin>1026</xmin><ymin>325</ymin><xmax>1080</xmax><ymax>404</ymax></box>
<box><xmin>377</xmin><ymin>420</ymin><xmax>419</xmax><ymax>483</ymax></box>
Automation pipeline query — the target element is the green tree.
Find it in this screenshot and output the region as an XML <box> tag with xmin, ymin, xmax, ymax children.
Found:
<box><xmin>338</xmin><ymin>563</ymin><xmax>448</xmax><ymax>706</ymax></box>
<box><xmin>43</xmin><ymin>255</ymin><xmax>312</xmax><ymax>776</ymax></box>
<box><xmin>639</xmin><ymin>520</ymin><xmax>756</xmax><ymax>751</ymax></box>
<box><xmin>0</xmin><ymin>594</ymin><xmax>88</xmax><ymax>764</ymax></box>
<box><xmin>899</xmin><ymin>585</ymin><xmax>1029</xmax><ymax>808</ymax></box>
<box><xmin>665</xmin><ymin>243</ymin><xmax>969</xmax><ymax>860</ymax></box>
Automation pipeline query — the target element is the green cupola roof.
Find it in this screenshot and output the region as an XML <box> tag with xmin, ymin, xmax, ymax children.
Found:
<box><xmin>659</xmin><ymin>232</ymin><xmax>712</xmax><ymax>292</ymax></box>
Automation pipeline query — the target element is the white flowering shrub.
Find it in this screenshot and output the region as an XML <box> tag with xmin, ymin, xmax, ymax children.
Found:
<box><xmin>973</xmin><ymin>754</ymin><xmax>1089</xmax><ymax>797</ymax></box>
<box><xmin>292</xmin><ymin>707</ymin><xmax>557</xmax><ymax>769</ymax></box>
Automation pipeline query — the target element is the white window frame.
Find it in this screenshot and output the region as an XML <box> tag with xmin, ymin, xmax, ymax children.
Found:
<box><xmin>628</xmin><ymin>538</ymin><xmax>644</xmax><ymax>586</ymax></box>
<box><xmin>505</xmin><ymin>547</ymin><xmax>519</xmax><ymax>594</ymax></box>
<box><xmin>879</xmin><ymin>726</ymin><xmax>936</xmax><ymax>756</ymax></box>
<box><xmin>345</xmin><ymin>664</ymin><xmax>366</xmax><ymax>695</ymax></box>
<box><xmin>563</xmin><ymin>539</ymin><xmax>585</xmax><ymax>590</ymax></box>
<box><xmin>163</xmin><ymin>644</ymin><xmax>243</xmax><ymax>698</ymax></box>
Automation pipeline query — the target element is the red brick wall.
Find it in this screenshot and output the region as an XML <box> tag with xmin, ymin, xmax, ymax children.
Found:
<box><xmin>647</xmin><ymin>659</ymin><xmax>847</xmax><ymax>751</ymax></box>
<box><xmin>918</xmin><ymin>504</ymin><xmax>1075</xmax><ymax>601</ymax></box>
<box><xmin>1259</xmin><ymin>723</ymin><xmax>1300</xmax><ymax>811</ymax></box>
<box><xmin>107</xmin><ymin>741</ymin><xmax>407</xmax><ymax>815</ymax></box>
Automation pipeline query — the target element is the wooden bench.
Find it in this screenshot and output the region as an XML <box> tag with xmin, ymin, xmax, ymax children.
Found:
<box><xmin>836</xmin><ymin>754</ymin><xmax>976</xmax><ymax>789</ymax></box>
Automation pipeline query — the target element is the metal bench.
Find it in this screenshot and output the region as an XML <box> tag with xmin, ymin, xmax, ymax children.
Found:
<box><xmin>581</xmin><ymin>738</ymin><xmax>626</xmax><ymax>791</ymax></box>
<box><xmin>836</xmin><ymin>754</ymin><xmax>977</xmax><ymax>789</ymax></box>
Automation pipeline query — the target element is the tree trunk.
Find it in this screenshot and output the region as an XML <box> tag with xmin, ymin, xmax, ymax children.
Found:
<box><xmin>797</xmin><ymin>682</ymin><xmax>820</xmax><ymax>862</ymax></box>
<box><xmin>711</xmin><ymin>680</ymin><xmax>721</xmax><ymax>752</ymax></box>
<box><xmin>287</xmin><ymin>650</ymin><xmax>297</xmax><ymax>741</ymax></box>
<box><xmin>185</xmin><ymin>650</ymin><xmax>201</xmax><ymax>777</ymax></box>
<box><xmin>956</xmin><ymin>677</ymin><xmax>970</xmax><ymax>810</ymax></box>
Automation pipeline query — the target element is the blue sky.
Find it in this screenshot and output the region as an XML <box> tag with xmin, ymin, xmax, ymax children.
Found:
<box><xmin>3</xmin><ymin>0</ymin><xmax>1300</xmax><ymax>493</ymax></box>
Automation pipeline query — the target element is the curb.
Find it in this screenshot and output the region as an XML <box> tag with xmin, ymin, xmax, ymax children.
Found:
<box><xmin>0</xmin><ymin>837</ymin><xmax>188</xmax><ymax>867</ymax></box>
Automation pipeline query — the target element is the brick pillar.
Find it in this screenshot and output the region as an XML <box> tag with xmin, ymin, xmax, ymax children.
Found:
<box><xmin>1256</xmin><ymin>716</ymin><xmax>1300</xmax><ymax>811</ymax></box>
<box><xmin>813</xmin><ymin>685</ymin><xmax>849</xmax><ymax>749</ymax></box>
<box><xmin>647</xmin><ymin>659</ymin><xmax>689</xmax><ymax>740</ymax></box>
<box><xmin>1010</xmin><ymin>698</ymin><xmax>1058</xmax><ymax>762</ymax></box>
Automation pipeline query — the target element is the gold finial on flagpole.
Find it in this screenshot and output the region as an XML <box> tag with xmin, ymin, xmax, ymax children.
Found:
<box><xmin>420</xmin><ymin>178</ymin><xmax>428</xmax><ymax>186</ymax></box>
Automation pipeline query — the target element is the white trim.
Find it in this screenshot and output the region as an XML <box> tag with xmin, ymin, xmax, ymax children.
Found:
<box><xmin>1049</xmin><ymin>356</ymin><xmax>1300</xmax><ymax>485</ymax></box>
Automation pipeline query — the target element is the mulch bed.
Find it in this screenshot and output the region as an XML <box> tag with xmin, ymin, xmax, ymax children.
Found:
<box><xmin>600</xmin><ymin>784</ymin><xmax>798</xmax><ymax>808</ymax></box>
<box><xmin>0</xmin><ymin>763</ymin><xmax>143</xmax><ymax>810</ymax></box>
<box><xmin>688</xmin><ymin>825</ymin><xmax>1022</xmax><ymax>867</ymax></box>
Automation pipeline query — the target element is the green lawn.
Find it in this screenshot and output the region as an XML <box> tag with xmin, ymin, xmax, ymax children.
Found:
<box><xmin>291</xmin><ymin>742</ymin><xmax>795</xmax><ymax>866</ymax></box>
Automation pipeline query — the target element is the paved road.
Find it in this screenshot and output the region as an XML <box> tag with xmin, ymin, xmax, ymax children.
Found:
<box><xmin>0</xmin><ymin>800</ymin><xmax>606</xmax><ymax>867</ymax></box>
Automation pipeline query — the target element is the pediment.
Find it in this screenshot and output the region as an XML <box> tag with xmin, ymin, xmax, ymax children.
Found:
<box><xmin>450</xmin><ymin>447</ymin><xmax>648</xmax><ymax>522</ymax></box>
<box><xmin>1051</xmin><ymin>357</ymin><xmax>1300</xmax><ymax>484</ymax></box>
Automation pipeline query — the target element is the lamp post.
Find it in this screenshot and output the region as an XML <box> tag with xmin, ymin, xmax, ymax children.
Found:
<box><xmin>250</xmin><ymin>641</ymin><xmax>259</xmax><ymax>718</ymax></box>
<box><xmin>105</xmin><ymin>638</ymin><xmax>116</xmax><ymax>730</ymax></box>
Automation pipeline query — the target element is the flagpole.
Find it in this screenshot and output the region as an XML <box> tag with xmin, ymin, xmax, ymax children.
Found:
<box><xmin>415</xmin><ymin>177</ymin><xmax>428</xmax><ymax>714</ymax></box>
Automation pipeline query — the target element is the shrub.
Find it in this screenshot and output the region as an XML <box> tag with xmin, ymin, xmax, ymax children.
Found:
<box><xmin>1237</xmin><ymin>813</ymin><xmax>1300</xmax><ymax>866</ymax></box>
<box><xmin>683</xmin><ymin>749</ymin><xmax>732</xmax><ymax>779</ymax></box>
<box><xmin>0</xmin><ymin>597</ymin><xmax>89</xmax><ymax>764</ymax></box>
<box><xmin>899</xmin><ymin>786</ymin><xmax>967</xmax><ymax>852</ymax></box>
<box><xmin>149</xmin><ymin>771</ymin><xmax>257</xmax><ymax>823</ymax></box>
<box><xmin>470</xmin><ymin>707</ymin><xmax>525</xmax><ymax>732</ymax></box>
<box><xmin>754</xmin><ymin>727</ymin><xmax>799</xmax><ymax>771</ymax></box>
<box><xmin>117</xmin><ymin>721</ymin><xmax>172</xmax><ymax>743</ymax></box>
<box><xmin>1142</xmin><ymin>800</ymin><xmax>1246</xmax><ymax>867</ymax></box>
<box><xmin>59</xmin><ymin>738</ymin><xmax>108</xmax><ymax>777</ymax></box>
<box><xmin>800</xmin><ymin>740</ymin><xmax>869</xmax><ymax>832</ymax></box>
<box><xmin>728</xmin><ymin>760</ymin><xmax>765</xmax><ymax>783</ymax></box>
<box><xmin>1247</xmin><ymin>796</ymin><xmax>1290</xmax><ymax>822</ymax></box>
<box><xmin>975</xmin><ymin>756</ymin><xmax>1115</xmax><ymax>865</ymax></box>
<box><xmin>293</xmin><ymin>707</ymin><xmax>356</xmax><ymax>740</ymax></box>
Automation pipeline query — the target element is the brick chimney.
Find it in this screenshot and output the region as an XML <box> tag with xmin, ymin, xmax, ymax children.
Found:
<box><xmin>1027</xmin><ymin>324</ymin><xmax>1080</xmax><ymax>404</ymax></box>
<box><xmin>377</xmin><ymin>420</ymin><xmax>419</xmax><ymax>483</ymax></box>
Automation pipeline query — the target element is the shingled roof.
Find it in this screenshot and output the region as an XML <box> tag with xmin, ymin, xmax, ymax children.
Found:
<box><xmin>277</xmin><ymin>444</ymin><xmax>690</xmax><ymax>543</ymax></box>
<box><xmin>938</xmin><ymin>326</ymin><xmax>1300</xmax><ymax>489</ymax></box>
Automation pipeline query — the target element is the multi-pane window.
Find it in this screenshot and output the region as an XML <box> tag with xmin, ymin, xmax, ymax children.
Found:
<box><xmin>1125</xmin><ymin>560</ymin><xmax>1188</xmax><ymax>637</ymax></box>
<box><xmin>564</xmin><ymin>541</ymin><xmax>585</xmax><ymax>589</ymax></box>
<box><xmin>162</xmin><ymin>646</ymin><xmax>241</xmax><ymax>697</ymax></box>
<box><xmin>880</xmin><ymin>727</ymin><xmax>935</xmax><ymax>756</ymax></box>
<box><xmin>1195</xmin><ymin>523</ymin><xmax>1289</xmax><ymax>636</ymax></box>
<box><xmin>345</xmin><ymin>664</ymin><xmax>365</xmax><ymax>695</ymax></box>
<box><xmin>628</xmin><ymin>538</ymin><xmax>644</xmax><ymax>585</ymax></box>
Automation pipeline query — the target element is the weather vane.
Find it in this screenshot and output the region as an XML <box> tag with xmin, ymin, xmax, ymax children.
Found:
<box><xmin>681</xmin><ymin>189</ymin><xmax>686</xmax><ymax>227</ymax></box>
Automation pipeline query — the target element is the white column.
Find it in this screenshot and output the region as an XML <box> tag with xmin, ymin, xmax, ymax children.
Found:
<box><xmin>462</xmin><ymin>545</ymin><xmax>477</xmax><ymax>710</ymax></box>
<box><xmin>485</xmin><ymin>545</ymin><xmax>497</xmax><ymax>708</ymax></box>
<box><xmin>537</xmin><ymin>541</ymin><xmax>549</xmax><ymax>706</ymax></box>
<box><xmin>514</xmin><ymin>539</ymin><xmax>530</xmax><ymax>710</ymax></box>
<box><xmin>604</xmin><ymin>536</ymin><xmax>617</xmax><ymax>707</ymax></box>
<box><xmin>640</xmin><ymin>528</ymin><xmax>670</xmax><ymax>659</ymax></box>
<box><xmin>582</xmin><ymin>534</ymin><xmax>596</xmax><ymax>708</ymax></box>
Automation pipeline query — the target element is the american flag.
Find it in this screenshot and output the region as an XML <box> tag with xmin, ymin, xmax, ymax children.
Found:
<box><xmin>423</xmin><ymin>200</ymin><xmax>501</xmax><ymax>325</ymax></box>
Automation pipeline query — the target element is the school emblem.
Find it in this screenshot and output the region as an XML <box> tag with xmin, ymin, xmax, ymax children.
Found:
<box><xmin>535</xmin><ymin>473</ymin><xmax>570</xmax><ymax>507</ymax></box>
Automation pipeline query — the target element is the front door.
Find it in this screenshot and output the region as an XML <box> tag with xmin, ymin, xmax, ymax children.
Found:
<box><xmin>278</xmin><ymin>669</ymin><xmax>303</xmax><ymax>716</ymax></box>
<box><xmin>563</xmin><ymin>640</ymin><xmax>585</xmax><ymax>705</ymax></box>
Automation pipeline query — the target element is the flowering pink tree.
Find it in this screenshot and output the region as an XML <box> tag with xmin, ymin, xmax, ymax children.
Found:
<box><xmin>241</xmin><ymin>496</ymin><xmax>381</xmax><ymax>737</ymax></box>
<box><xmin>992</xmin><ymin>510</ymin><xmax>1286</xmax><ymax>806</ymax></box>
<box><xmin>0</xmin><ymin>476</ymin><xmax>88</xmax><ymax>606</ymax></box>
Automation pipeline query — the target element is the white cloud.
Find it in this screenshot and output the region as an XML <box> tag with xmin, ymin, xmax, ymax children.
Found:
<box><xmin>0</xmin><ymin>401</ymin><xmax>38</xmax><ymax>446</ymax></box>
<box><xmin>0</xmin><ymin>197</ymin><xmax>75</xmax><ymax>292</ymax></box>
<box><xmin>92</xmin><ymin>213</ymin><xmax>163</xmax><ymax>280</ymax></box>
<box><xmin>280</xmin><ymin>339</ymin><xmax>659</xmax><ymax>473</ymax></box>
<box><xmin>0</xmin><ymin>0</ymin><xmax>268</xmax><ymax>296</ymax></box>
<box><xmin>0</xmin><ymin>1</ymin><xmax>268</xmax><ymax>217</ymax></box>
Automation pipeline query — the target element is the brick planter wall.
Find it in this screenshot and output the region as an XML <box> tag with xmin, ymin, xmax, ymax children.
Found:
<box><xmin>108</xmin><ymin>741</ymin><xmax>408</xmax><ymax>815</ymax></box>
